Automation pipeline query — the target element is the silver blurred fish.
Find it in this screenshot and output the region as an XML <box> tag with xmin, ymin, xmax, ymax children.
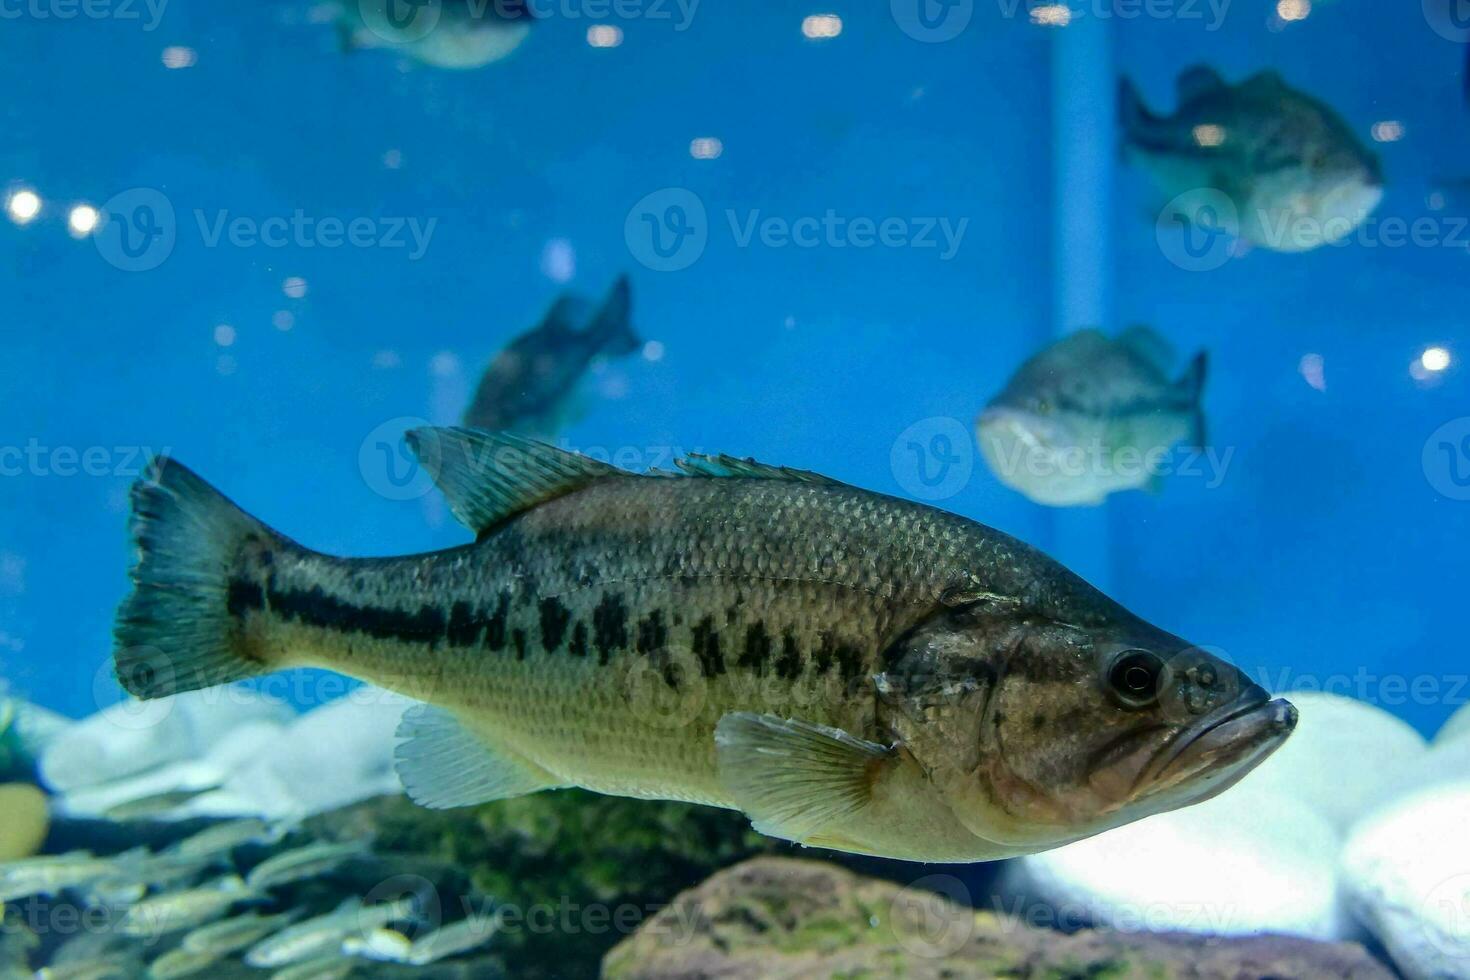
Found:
<box><xmin>34</xmin><ymin>955</ymin><xmax>139</xmax><ymax>980</ymax></box>
<box><xmin>244</xmin><ymin>839</ymin><xmax>371</xmax><ymax>892</ymax></box>
<box><xmin>116</xmin><ymin>875</ymin><xmax>258</xmax><ymax>937</ymax></box>
<box><xmin>170</xmin><ymin>817</ymin><xmax>288</xmax><ymax>860</ymax></box>
<box><xmin>46</xmin><ymin>929</ymin><xmax>133</xmax><ymax>967</ymax></box>
<box><xmin>978</xmin><ymin>327</ymin><xmax>1207</xmax><ymax>507</ymax></box>
<box><xmin>406</xmin><ymin>914</ymin><xmax>498</xmax><ymax>965</ymax></box>
<box><xmin>180</xmin><ymin>908</ymin><xmax>304</xmax><ymax>956</ymax></box>
<box><xmin>1120</xmin><ymin>65</ymin><xmax>1382</xmax><ymax>252</ymax></box>
<box><xmin>339</xmin><ymin>0</ymin><xmax>534</xmax><ymax>70</ymax></box>
<box><xmin>101</xmin><ymin>786</ymin><xmax>218</xmax><ymax>822</ymax></box>
<box><xmin>86</xmin><ymin>851</ymin><xmax>218</xmax><ymax>907</ymax></box>
<box><xmin>0</xmin><ymin>851</ymin><xmax>139</xmax><ymax>902</ymax></box>
<box><xmin>463</xmin><ymin>276</ymin><xmax>641</xmax><ymax>441</ymax></box>
<box><xmin>267</xmin><ymin>953</ymin><xmax>357</xmax><ymax>980</ymax></box>
<box><xmin>245</xmin><ymin>898</ymin><xmax>415</xmax><ymax>968</ymax></box>
<box><xmin>341</xmin><ymin>927</ymin><xmax>411</xmax><ymax>961</ymax></box>
<box><xmin>144</xmin><ymin>946</ymin><xmax>219</xmax><ymax>980</ymax></box>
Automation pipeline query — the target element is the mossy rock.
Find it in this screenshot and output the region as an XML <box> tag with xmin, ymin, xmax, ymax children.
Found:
<box><xmin>305</xmin><ymin>791</ymin><xmax>789</xmax><ymax>979</ymax></box>
<box><xmin>603</xmin><ymin>856</ymin><xmax>1396</xmax><ymax>980</ymax></box>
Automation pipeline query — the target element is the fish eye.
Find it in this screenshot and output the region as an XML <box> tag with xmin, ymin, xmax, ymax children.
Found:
<box><xmin>1107</xmin><ymin>649</ymin><xmax>1166</xmax><ymax>709</ymax></box>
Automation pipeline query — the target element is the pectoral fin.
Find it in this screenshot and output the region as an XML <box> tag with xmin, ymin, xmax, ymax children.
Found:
<box><xmin>394</xmin><ymin>704</ymin><xmax>565</xmax><ymax>809</ymax></box>
<box><xmin>714</xmin><ymin>712</ymin><xmax>892</xmax><ymax>843</ymax></box>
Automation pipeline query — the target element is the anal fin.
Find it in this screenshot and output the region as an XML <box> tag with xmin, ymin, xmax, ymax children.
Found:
<box><xmin>714</xmin><ymin>712</ymin><xmax>891</xmax><ymax>843</ymax></box>
<box><xmin>394</xmin><ymin>704</ymin><xmax>563</xmax><ymax>809</ymax></box>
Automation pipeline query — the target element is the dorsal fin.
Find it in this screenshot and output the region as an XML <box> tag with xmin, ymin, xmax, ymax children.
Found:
<box><xmin>537</xmin><ymin>294</ymin><xmax>590</xmax><ymax>338</ymax></box>
<box><xmin>655</xmin><ymin>453</ymin><xmax>843</xmax><ymax>485</ymax></box>
<box><xmin>1177</xmin><ymin>64</ymin><xmax>1226</xmax><ymax>103</ymax></box>
<box><xmin>406</xmin><ymin>427</ymin><xmax>618</xmax><ymax>535</ymax></box>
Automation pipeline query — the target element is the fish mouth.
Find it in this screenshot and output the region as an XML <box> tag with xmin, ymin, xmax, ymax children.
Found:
<box><xmin>1139</xmin><ymin>691</ymin><xmax>1297</xmax><ymax>803</ymax></box>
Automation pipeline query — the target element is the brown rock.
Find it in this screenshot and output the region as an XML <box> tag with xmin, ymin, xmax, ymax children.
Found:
<box><xmin>603</xmin><ymin>856</ymin><xmax>1395</xmax><ymax>980</ymax></box>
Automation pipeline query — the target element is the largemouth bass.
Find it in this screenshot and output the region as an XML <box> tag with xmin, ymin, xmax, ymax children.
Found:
<box><xmin>113</xmin><ymin>429</ymin><xmax>1295</xmax><ymax>862</ymax></box>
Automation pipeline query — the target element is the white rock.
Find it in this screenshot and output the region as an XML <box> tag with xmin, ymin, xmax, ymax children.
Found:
<box><xmin>1016</xmin><ymin>784</ymin><xmax>1350</xmax><ymax>941</ymax></box>
<box><xmin>39</xmin><ymin>687</ymin><xmax>295</xmax><ymax>793</ymax></box>
<box><xmin>216</xmin><ymin>688</ymin><xmax>411</xmax><ymax>819</ymax></box>
<box><xmin>1341</xmin><ymin>781</ymin><xmax>1470</xmax><ymax>979</ymax></box>
<box><xmin>1236</xmin><ymin>690</ymin><xmax>1427</xmax><ymax>833</ymax></box>
<box><xmin>1434</xmin><ymin>701</ymin><xmax>1470</xmax><ymax>748</ymax></box>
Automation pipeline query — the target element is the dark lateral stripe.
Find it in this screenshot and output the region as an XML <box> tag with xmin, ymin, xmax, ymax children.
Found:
<box><xmin>636</xmin><ymin>610</ymin><xmax>667</xmax><ymax>655</ymax></box>
<box><xmin>738</xmin><ymin>622</ymin><xmax>771</xmax><ymax>675</ymax></box>
<box><xmin>774</xmin><ymin>630</ymin><xmax>802</xmax><ymax>680</ymax></box>
<box><xmin>227</xmin><ymin>580</ymin><xmax>265</xmax><ymax>618</ymax></box>
<box><xmin>813</xmin><ymin>634</ymin><xmax>835</xmax><ymax>675</ymax></box>
<box><xmin>229</xmin><ymin>578</ymin><xmax>449</xmax><ymax>645</ymax></box>
<box><xmin>539</xmin><ymin>597</ymin><xmax>571</xmax><ymax>652</ymax></box>
<box><xmin>692</xmin><ymin>615</ymin><xmax>724</xmax><ymax>678</ymax></box>
<box><xmin>593</xmin><ymin>593</ymin><xmax>628</xmax><ymax>665</ymax></box>
<box><xmin>447</xmin><ymin>601</ymin><xmax>481</xmax><ymax>647</ymax></box>
<box><xmin>485</xmin><ymin>591</ymin><xmax>511</xmax><ymax>652</ymax></box>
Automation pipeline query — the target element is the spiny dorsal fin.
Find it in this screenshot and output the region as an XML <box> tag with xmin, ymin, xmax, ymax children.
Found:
<box><xmin>655</xmin><ymin>454</ymin><xmax>843</xmax><ymax>485</ymax></box>
<box><xmin>406</xmin><ymin>427</ymin><xmax>618</xmax><ymax>535</ymax></box>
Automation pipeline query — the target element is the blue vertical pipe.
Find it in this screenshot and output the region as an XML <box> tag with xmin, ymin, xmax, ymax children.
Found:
<box><xmin>1048</xmin><ymin>11</ymin><xmax>1116</xmax><ymax>592</ymax></box>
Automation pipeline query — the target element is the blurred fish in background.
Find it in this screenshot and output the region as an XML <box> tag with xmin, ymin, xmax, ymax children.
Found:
<box><xmin>463</xmin><ymin>275</ymin><xmax>642</xmax><ymax>441</ymax></box>
<box><xmin>977</xmin><ymin>327</ymin><xmax>1207</xmax><ymax>507</ymax></box>
<box><xmin>337</xmin><ymin>0</ymin><xmax>535</xmax><ymax>70</ymax></box>
<box><xmin>1120</xmin><ymin>66</ymin><xmax>1383</xmax><ymax>252</ymax></box>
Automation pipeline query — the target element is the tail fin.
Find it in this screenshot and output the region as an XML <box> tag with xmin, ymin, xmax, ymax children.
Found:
<box><xmin>1178</xmin><ymin>351</ymin><xmax>1209</xmax><ymax>448</ymax></box>
<box><xmin>113</xmin><ymin>458</ymin><xmax>279</xmax><ymax>700</ymax></box>
<box><xmin>590</xmin><ymin>275</ymin><xmax>640</xmax><ymax>355</ymax></box>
